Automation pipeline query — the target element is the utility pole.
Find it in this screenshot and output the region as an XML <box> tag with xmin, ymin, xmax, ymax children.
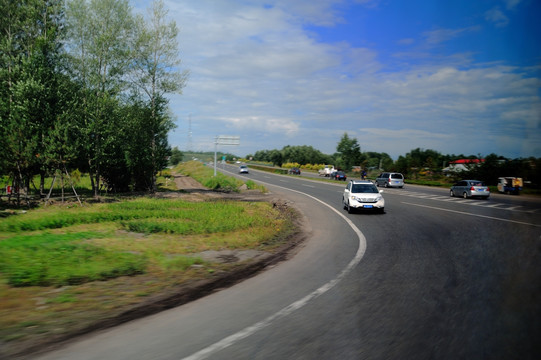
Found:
<box><xmin>188</xmin><ymin>114</ymin><xmax>193</xmax><ymax>151</ymax></box>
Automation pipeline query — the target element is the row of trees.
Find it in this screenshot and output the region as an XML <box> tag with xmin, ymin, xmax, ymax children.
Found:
<box><xmin>249</xmin><ymin>134</ymin><xmax>394</xmax><ymax>171</ymax></box>
<box><xmin>0</xmin><ymin>0</ymin><xmax>187</xmax><ymax>198</ymax></box>
<box><xmin>249</xmin><ymin>133</ymin><xmax>541</xmax><ymax>187</ymax></box>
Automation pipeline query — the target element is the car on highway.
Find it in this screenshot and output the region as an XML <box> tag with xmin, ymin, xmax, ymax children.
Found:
<box><xmin>288</xmin><ymin>167</ymin><xmax>301</xmax><ymax>175</ymax></box>
<box><xmin>375</xmin><ymin>172</ymin><xmax>404</xmax><ymax>188</ymax></box>
<box><xmin>239</xmin><ymin>165</ymin><xmax>249</xmax><ymax>174</ymax></box>
<box><xmin>331</xmin><ymin>170</ymin><xmax>347</xmax><ymax>181</ymax></box>
<box><xmin>342</xmin><ymin>180</ymin><xmax>385</xmax><ymax>213</ymax></box>
<box><xmin>450</xmin><ymin>179</ymin><xmax>490</xmax><ymax>199</ymax></box>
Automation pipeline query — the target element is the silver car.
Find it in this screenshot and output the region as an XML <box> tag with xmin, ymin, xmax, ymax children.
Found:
<box><xmin>239</xmin><ymin>165</ymin><xmax>249</xmax><ymax>174</ymax></box>
<box><xmin>450</xmin><ymin>180</ymin><xmax>490</xmax><ymax>199</ymax></box>
<box><xmin>375</xmin><ymin>172</ymin><xmax>404</xmax><ymax>188</ymax></box>
<box><xmin>343</xmin><ymin>180</ymin><xmax>385</xmax><ymax>214</ymax></box>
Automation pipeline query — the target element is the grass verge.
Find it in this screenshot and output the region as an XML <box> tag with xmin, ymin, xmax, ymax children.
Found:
<box><xmin>0</xmin><ymin>169</ymin><xmax>297</xmax><ymax>358</ymax></box>
<box><xmin>175</xmin><ymin>161</ymin><xmax>267</xmax><ymax>192</ymax></box>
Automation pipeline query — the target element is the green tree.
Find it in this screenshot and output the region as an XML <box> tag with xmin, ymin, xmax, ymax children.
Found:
<box><xmin>130</xmin><ymin>0</ymin><xmax>188</xmax><ymax>191</ymax></box>
<box><xmin>253</xmin><ymin>150</ymin><xmax>270</xmax><ymax>162</ymax></box>
<box><xmin>169</xmin><ymin>147</ymin><xmax>183</xmax><ymax>166</ymax></box>
<box><xmin>0</xmin><ymin>0</ymin><xmax>65</xmax><ymax>202</ymax></box>
<box><xmin>65</xmin><ymin>0</ymin><xmax>136</xmax><ymax>196</ymax></box>
<box><xmin>336</xmin><ymin>133</ymin><xmax>361</xmax><ymax>171</ymax></box>
<box><xmin>269</xmin><ymin>150</ymin><xmax>283</xmax><ymax>167</ymax></box>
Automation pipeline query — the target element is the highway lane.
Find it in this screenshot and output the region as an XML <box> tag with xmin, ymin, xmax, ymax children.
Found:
<box><xmin>31</xmin><ymin>165</ymin><xmax>541</xmax><ymax>360</ymax></box>
<box><xmin>218</xmin><ymin>165</ymin><xmax>541</xmax><ymax>359</ymax></box>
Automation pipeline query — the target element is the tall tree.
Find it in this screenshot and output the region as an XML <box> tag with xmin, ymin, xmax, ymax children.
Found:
<box><xmin>65</xmin><ymin>0</ymin><xmax>135</xmax><ymax>196</ymax></box>
<box><xmin>336</xmin><ymin>133</ymin><xmax>361</xmax><ymax>171</ymax></box>
<box><xmin>0</xmin><ymin>0</ymin><xmax>65</xmax><ymax>202</ymax></box>
<box><xmin>130</xmin><ymin>0</ymin><xmax>188</xmax><ymax>191</ymax></box>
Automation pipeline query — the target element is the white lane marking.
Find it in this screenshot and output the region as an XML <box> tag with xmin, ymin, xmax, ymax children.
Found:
<box><xmin>385</xmin><ymin>189</ymin><xmax>536</xmax><ymax>213</ymax></box>
<box><xmin>506</xmin><ymin>206</ymin><xmax>524</xmax><ymax>211</ymax></box>
<box><xmin>477</xmin><ymin>203</ymin><xmax>504</xmax><ymax>208</ymax></box>
<box><xmin>302</xmin><ymin>184</ymin><xmax>315</xmax><ymax>188</ymax></box>
<box><xmin>182</xmin><ymin>181</ymin><xmax>367</xmax><ymax>360</ymax></box>
<box><xmin>402</xmin><ymin>202</ymin><xmax>541</xmax><ymax>228</ymax></box>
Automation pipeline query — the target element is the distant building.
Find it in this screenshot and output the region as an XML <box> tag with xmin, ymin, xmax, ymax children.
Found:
<box><xmin>443</xmin><ymin>159</ymin><xmax>485</xmax><ymax>174</ymax></box>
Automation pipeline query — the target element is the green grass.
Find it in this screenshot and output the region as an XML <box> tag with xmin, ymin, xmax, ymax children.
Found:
<box><xmin>0</xmin><ymin>197</ymin><xmax>285</xmax><ymax>288</ymax></box>
<box><xmin>0</xmin><ymin>198</ymin><xmax>273</xmax><ymax>235</ymax></box>
<box><xmin>0</xmin><ymin>165</ymin><xmax>294</xmax><ymax>356</ymax></box>
<box><xmin>0</xmin><ymin>232</ymin><xmax>146</xmax><ymax>287</ymax></box>
<box><xmin>175</xmin><ymin>161</ymin><xmax>267</xmax><ymax>192</ymax></box>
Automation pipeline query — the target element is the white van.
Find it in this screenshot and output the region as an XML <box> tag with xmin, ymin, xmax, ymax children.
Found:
<box><xmin>375</xmin><ymin>172</ymin><xmax>404</xmax><ymax>188</ymax></box>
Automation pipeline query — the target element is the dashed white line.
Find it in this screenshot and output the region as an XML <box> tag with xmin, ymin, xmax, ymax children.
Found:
<box><xmin>385</xmin><ymin>189</ymin><xmax>536</xmax><ymax>213</ymax></box>
<box><xmin>402</xmin><ymin>202</ymin><xmax>541</xmax><ymax>227</ymax></box>
<box><xmin>478</xmin><ymin>203</ymin><xmax>504</xmax><ymax>208</ymax></box>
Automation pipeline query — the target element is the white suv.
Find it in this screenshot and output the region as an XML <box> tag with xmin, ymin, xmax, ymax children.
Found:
<box><xmin>343</xmin><ymin>180</ymin><xmax>385</xmax><ymax>214</ymax></box>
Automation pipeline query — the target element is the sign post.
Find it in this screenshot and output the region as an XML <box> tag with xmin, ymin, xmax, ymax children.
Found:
<box><xmin>214</xmin><ymin>135</ymin><xmax>240</xmax><ymax>176</ymax></box>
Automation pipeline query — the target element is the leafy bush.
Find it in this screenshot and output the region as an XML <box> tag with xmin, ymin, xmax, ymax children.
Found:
<box><xmin>202</xmin><ymin>173</ymin><xmax>240</xmax><ymax>191</ymax></box>
<box><xmin>282</xmin><ymin>162</ymin><xmax>301</xmax><ymax>169</ymax></box>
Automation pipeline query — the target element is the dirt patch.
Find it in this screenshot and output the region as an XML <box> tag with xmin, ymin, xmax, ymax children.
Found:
<box><xmin>2</xmin><ymin>175</ymin><xmax>306</xmax><ymax>360</ymax></box>
<box><xmin>195</xmin><ymin>249</ymin><xmax>270</xmax><ymax>263</ymax></box>
<box><xmin>173</xmin><ymin>174</ymin><xmax>207</xmax><ymax>190</ymax></box>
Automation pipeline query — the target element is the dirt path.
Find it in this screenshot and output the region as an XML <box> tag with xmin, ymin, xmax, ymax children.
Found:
<box><xmin>173</xmin><ymin>174</ymin><xmax>208</xmax><ymax>190</ymax></box>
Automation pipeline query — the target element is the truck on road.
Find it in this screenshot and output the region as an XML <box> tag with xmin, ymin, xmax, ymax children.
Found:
<box><xmin>318</xmin><ymin>165</ymin><xmax>335</xmax><ymax>177</ymax></box>
<box><xmin>497</xmin><ymin>177</ymin><xmax>523</xmax><ymax>195</ymax></box>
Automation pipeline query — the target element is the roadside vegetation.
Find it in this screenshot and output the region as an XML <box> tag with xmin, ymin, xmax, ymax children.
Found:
<box><xmin>0</xmin><ymin>163</ymin><xmax>295</xmax><ymax>357</ymax></box>
<box><xmin>176</xmin><ymin>161</ymin><xmax>266</xmax><ymax>192</ymax></box>
<box><xmin>242</xmin><ymin>140</ymin><xmax>541</xmax><ymax>194</ymax></box>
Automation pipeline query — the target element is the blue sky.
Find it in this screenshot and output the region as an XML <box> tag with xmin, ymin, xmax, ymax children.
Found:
<box><xmin>135</xmin><ymin>0</ymin><xmax>540</xmax><ymax>159</ymax></box>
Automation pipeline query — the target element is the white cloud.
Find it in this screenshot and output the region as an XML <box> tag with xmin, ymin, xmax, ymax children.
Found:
<box><xmin>485</xmin><ymin>7</ymin><xmax>509</xmax><ymax>27</ymax></box>
<box><xmin>504</xmin><ymin>0</ymin><xmax>521</xmax><ymax>10</ymax></box>
<box><xmin>149</xmin><ymin>0</ymin><xmax>541</xmax><ymax>159</ymax></box>
<box><xmin>423</xmin><ymin>26</ymin><xmax>480</xmax><ymax>45</ymax></box>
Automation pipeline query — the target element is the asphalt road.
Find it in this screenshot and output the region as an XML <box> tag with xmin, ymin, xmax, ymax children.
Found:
<box><xmin>31</xmin><ymin>165</ymin><xmax>541</xmax><ymax>360</ymax></box>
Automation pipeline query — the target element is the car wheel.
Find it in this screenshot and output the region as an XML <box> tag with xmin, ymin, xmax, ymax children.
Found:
<box><xmin>343</xmin><ymin>199</ymin><xmax>347</xmax><ymax>210</ymax></box>
<box><xmin>379</xmin><ymin>208</ymin><xmax>385</xmax><ymax>214</ymax></box>
<box><xmin>347</xmin><ymin>201</ymin><xmax>354</xmax><ymax>214</ymax></box>
<box><xmin>450</xmin><ymin>190</ymin><xmax>454</xmax><ymax>197</ymax></box>
<box><xmin>385</xmin><ymin>182</ymin><xmax>389</xmax><ymax>188</ymax></box>
<box><xmin>463</xmin><ymin>192</ymin><xmax>468</xmax><ymax>199</ymax></box>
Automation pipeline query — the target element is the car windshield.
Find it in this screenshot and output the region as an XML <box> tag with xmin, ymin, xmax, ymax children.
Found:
<box><xmin>351</xmin><ymin>184</ymin><xmax>378</xmax><ymax>193</ymax></box>
<box><xmin>470</xmin><ymin>181</ymin><xmax>485</xmax><ymax>186</ymax></box>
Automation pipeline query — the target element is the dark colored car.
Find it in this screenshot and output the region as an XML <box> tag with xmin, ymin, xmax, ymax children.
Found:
<box><xmin>289</xmin><ymin>167</ymin><xmax>301</xmax><ymax>175</ymax></box>
<box><xmin>331</xmin><ymin>171</ymin><xmax>347</xmax><ymax>181</ymax></box>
